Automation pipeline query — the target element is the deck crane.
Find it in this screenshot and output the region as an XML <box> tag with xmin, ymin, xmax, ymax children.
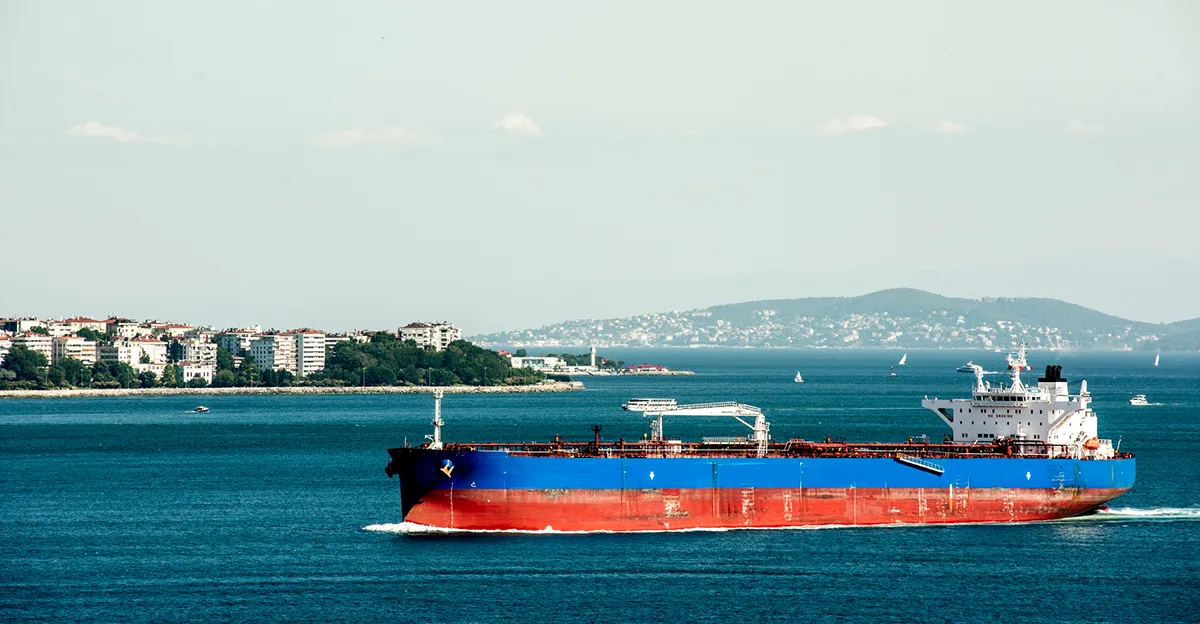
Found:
<box><xmin>622</xmin><ymin>398</ymin><xmax>771</xmax><ymax>457</ymax></box>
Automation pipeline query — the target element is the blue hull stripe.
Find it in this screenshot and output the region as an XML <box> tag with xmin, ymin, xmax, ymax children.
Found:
<box><xmin>412</xmin><ymin>452</ymin><xmax>1135</xmax><ymax>491</ymax></box>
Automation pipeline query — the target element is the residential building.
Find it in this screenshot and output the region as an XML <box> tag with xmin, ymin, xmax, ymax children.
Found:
<box><xmin>52</xmin><ymin>335</ymin><xmax>97</xmax><ymax>365</ymax></box>
<box><xmin>61</xmin><ymin>317</ymin><xmax>107</xmax><ymax>334</ymax></box>
<box><xmin>135</xmin><ymin>361</ymin><xmax>167</xmax><ymax>377</ymax></box>
<box><xmin>180</xmin><ymin>338</ymin><xmax>218</xmax><ymax>366</ymax></box>
<box><xmin>292</xmin><ymin>331</ymin><xmax>326</xmax><ymax>377</ymax></box>
<box><xmin>510</xmin><ymin>356</ymin><xmax>566</xmax><ymax>371</ymax></box>
<box><xmin>0</xmin><ymin>334</ymin><xmax>11</xmax><ymax>365</ymax></box>
<box><xmin>0</xmin><ymin>318</ymin><xmax>47</xmax><ymax>334</ymax></box>
<box><xmin>153</xmin><ymin>323</ymin><xmax>193</xmax><ymax>338</ymax></box>
<box><xmin>215</xmin><ymin>329</ymin><xmax>260</xmax><ymax>356</ymax></box>
<box><xmin>12</xmin><ymin>332</ymin><xmax>53</xmax><ymax>364</ymax></box>
<box><xmin>399</xmin><ymin>322</ymin><xmax>462</xmax><ymax>351</ymax></box>
<box><xmin>112</xmin><ymin>321</ymin><xmax>152</xmax><ymax>339</ymax></box>
<box><xmin>98</xmin><ymin>342</ymin><xmax>142</xmax><ymax>367</ymax></box>
<box><xmin>46</xmin><ymin>321</ymin><xmax>75</xmax><ymax>337</ymax></box>
<box><xmin>177</xmin><ymin>361</ymin><xmax>215</xmax><ymax>385</ymax></box>
<box><xmin>248</xmin><ymin>334</ymin><xmax>297</xmax><ymax>374</ymax></box>
<box><xmin>131</xmin><ymin>336</ymin><xmax>168</xmax><ymax>364</ymax></box>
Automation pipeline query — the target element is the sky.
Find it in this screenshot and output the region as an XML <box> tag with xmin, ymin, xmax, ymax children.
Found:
<box><xmin>1</xmin><ymin>1</ymin><xmax>1198</xmax><ymax>333</ymax></box>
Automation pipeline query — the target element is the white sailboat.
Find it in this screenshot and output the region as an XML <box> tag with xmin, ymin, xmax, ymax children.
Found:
<box><xmin>888</xmin><ymin>365</ymin><xmax>897</xmax><ymax>378</ymax></box>
<box><xmin>898</xmin><ymin>353</ymin><xmax>907</xmax><ymax>366</ymax></box>
<box><xmin>1154</xmin><ymin>354</ymin><xmax>1160</xmax><ymax>367</ymax></box>
<box><xmin>794</xmin><ymin>371</ymin><xmax>804</xmax><ymax>383</ymax></box>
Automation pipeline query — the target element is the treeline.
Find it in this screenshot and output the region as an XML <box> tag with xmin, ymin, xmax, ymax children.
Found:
<box><xmin>315</xmin><ymin>335</ymin><xmax>543</xmax><ymax>386</ymax></box>
<box><xmin>0</xmin><ymin>337</ymin><xmax>542</xmax><ymax>391</ymax></box>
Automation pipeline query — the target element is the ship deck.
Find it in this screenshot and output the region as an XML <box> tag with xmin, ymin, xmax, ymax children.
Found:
<box><xmin>432</xmin><ymin>438</ymin><xmax>1132</xmax><ymax>461</ymax></box>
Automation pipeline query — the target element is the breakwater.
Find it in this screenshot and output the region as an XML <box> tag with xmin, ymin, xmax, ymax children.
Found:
<box><xmin>0</xmin><ymin>381</ymin><xmax>583</xmax><ymax>400</ymax></box>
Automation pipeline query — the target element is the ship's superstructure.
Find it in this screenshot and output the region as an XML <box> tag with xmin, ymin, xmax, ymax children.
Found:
<box><xmin>385</xmin><ymin>347</ymin><xmax>1134</xmax><ymax>531</ymax></box>
<box><xmin>922</xmin><ymin>344</ymin><xmax>1115</xmax><ymax>459</ymax></box>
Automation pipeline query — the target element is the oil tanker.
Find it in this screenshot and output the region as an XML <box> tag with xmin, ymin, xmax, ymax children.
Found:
<box><xmin>384</xmin><ymin>347</ymin><xmax>1134</xmax><ymax>531</ymax></box>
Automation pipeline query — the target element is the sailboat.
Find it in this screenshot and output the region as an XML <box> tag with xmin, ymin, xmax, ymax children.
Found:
<box><xmin>794</xmin><ymin>371</ymin><xmax>804</xmax><ymax>383</ymax></box>
<box><xmin>1154</xmin><ymin>354</ymin><xmax>1160</xmax><ymax>367</ymax></box>
<box><xmin>887</xmin><ymin>365</ymin><xmax>897</xmax><ymax>378</ymax></box>
<box><xmin>898</xmin><ymin>353</ymin><xmax>907</xmax><ymax>366</ymax></box>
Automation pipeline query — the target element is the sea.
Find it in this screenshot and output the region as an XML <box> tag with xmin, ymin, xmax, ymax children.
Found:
<box><xmin>2</xmin><ymin>349</ymin><xmax>1198</xmax><ymax>623</ymax></box>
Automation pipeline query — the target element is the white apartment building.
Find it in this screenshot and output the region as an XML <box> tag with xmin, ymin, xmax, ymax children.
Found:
<box><xmin>292</xmin><ymin>331</ymin><xmax>326</xmax><ymax>377</ymax></box>
<box><xmin>248</xmin><ymin>334</ymin><xmax>297</xmax><ymax>374</ymax></box>
<box><xmin>112</xmin><ymin>322</ymin><xmax>153</xmax><ymax>339</ymax></box>
<box><xmin>177</xmin><ymin>361</ymin><xmax>215</xmax><ymax>385</ymax></box>
<box><xmin>180</xmin><ymin>338</ymin><xmax>218</xmax><ymax>365</ymax></box>
<box><xmin>46</xmin><ymin>321</ymin><xmax>75</xmax><ymax>337</ymax></box>
<box><xmin>0</xmin><ymin>318</ymin><xmax>48</xmax><ymax>334</ymax></box>
<box><xmin>0</xmin><ymin>334</ymin><xmax>11</xmax><ymax>365</ymax></box>
<box><xmin>61</xmin><ymin>317</ymin><xmax>107</xmax><ymax>334</ymax></box>
<box><xmin>156</xmin><ymin>323</ymin><xmax>193</xmax><ymax>338</ymax></box>
<box><xmin>215</xmin><ymin>329</ymin><xmax>260</xmax><ymax>356</ymax></box>
<box><xmin>12</xmin><ymin>333</ymin><xmax>53</xmax><ymax>364</ymax></box>
<box><xmin>52</xmin><ymin>335</ymin><xmax>97</xmax><ymax>365</ymax></box>
<box><xmin>98</xmin><ymin>342</ymin><xmax>142</xmax><ymax>367</ymax></box>
<box><xmin>131</xmin><ymin>337</ymin><xmax>168</xmax><ymax>364</ymax></box>
<box><xmin>399</xmin><ymin>322</ymin><xmax>462</xmax><ymax>351</ymax></box>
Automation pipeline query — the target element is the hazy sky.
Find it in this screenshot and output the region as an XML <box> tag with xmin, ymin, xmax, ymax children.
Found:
<box><xmin>1</xmin><ymin>1</ymin><xmax>1198</xmax><ymax>333</ymax></box>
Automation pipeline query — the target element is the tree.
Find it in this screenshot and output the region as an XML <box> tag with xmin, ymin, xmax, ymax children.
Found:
<box><xmin>140</xmin><ymin>353</ymin><xmax>151</xmax><ymax>364</ymax></box>
<box><xmin>29</xmin><ymin>326</ymin><xmax>49</xmax><ymax>336</ymax></box>
<box><xmin>236</xmin><ymin>356</ymin><xmax>260</xmax><ymax>387</ymax></box>
<box><xmin>58</xmin><ymin>358</ymin><xmax>91</xmax><ymax>387</ymax></box>
<box><xmin>364</xmin><ymin>365</ymin><xmax>397</xmax><ymax>386</ymax></box>
<box><xmin>47</xmin><ymin>366</ymin><xmax>66</xmax><ymax>386</ymax></box>
<box><xmin>138</xmin><ymin>371</ymin><xmax>158</xmax><ymax>388</ymax></box>
<box><xmin>91</xmin><ymin>361</ymin><xmax>114</xmax><ymax>384</ymax></box>
<box><xmin>0</xmin><ymin>345</ymin><xmax>48</xmax><ymax>381</ymax></box>
<box><xmin>514</xmin><ymin>348</ymin><xmax>528</xmax><ymax>357</ymax></box>
<box><xmin>216</xmin><ymin>346</ymin><xmax>234</xmax><ymax>372</ymax></box>
<box><xmin>76</xmin><ymin>328</ymin><xmax>105</xmax><ymax>343</ymax></box>
<box><xmin>370</xmin><ymin>331</ymin><xmax>398</xmax><ymax>344</ymax></box>
<box><xmin>161</xmin><ymin>364</ymin><xmax>180</xmax><ymax>388</ymax></box>
<box><xmin>168</xmin><ymin>340</ymin><xmax>184</xmax><ymax>363</ymax></box>
<box><xmin>112</xmin><ymin>363</ymin><xmax>138</xmax><ymax>388</ymax></box>
<box><xmin>186</xmin><ymin>376</ymin><xmax>208</xmax><ymax>388</ymax></box>
<box><xmin>211</xmin><ymin>370</ymin><xmax>236</xmax><ymax>388</ymax></box>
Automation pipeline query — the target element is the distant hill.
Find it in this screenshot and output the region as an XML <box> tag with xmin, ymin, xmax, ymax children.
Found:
<box><xmin>471</xmin><ymin>288</ymin><xmax>1199</xmax><ymax>351</ymax></box>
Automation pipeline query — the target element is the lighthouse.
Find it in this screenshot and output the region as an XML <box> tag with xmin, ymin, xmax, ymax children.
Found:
<box><xmin>590</xmin><ymin>345</ymin><xmax>597</xmax><ymax>368</ymax></box>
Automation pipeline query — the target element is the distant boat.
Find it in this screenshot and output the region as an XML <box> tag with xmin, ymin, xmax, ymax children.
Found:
<box><xmin>898</xmin><ymin>353</ymin><xmax>907</xmax><ymax>366</ymax></box>
<box><xmin>193</xmin><ymin>406</ymin><xmax>210</xmax><ymax>413</ymax></box>
<box><xmin>1129</xmin><ymin>395</ymin><xmax>1149</xmax><ymax>406</ymax></box>
<box><xmin>956</xmin><ymin>360</ymin><xmax>982</xmax><ymax>373</ymax></box>
<box><xmin>1154</xmin><ymin>354</ymin><xmax>1160</xmax><ymax>367</ymax></box>
<box><xmin>888</xmin><ymin>366</ymin><xmax>897</xmax><ymax>378</ymax></box>
<box><xmin>794</xmin><ymin>371</ymin><xmax>804</xmax><ymax>383</ymax></box>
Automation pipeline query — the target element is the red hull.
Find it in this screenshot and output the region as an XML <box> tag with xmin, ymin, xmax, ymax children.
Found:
<box><xmin>405</xmin><ymin>487</ymin><xmax>1129</xmax><ymax>531</ymax></box>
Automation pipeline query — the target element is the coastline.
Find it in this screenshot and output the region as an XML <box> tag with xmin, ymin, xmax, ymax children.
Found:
<box><xmin>0</xmin><ymin>381</ymin><xmax>583</xmax><ymax>400</ymax></box>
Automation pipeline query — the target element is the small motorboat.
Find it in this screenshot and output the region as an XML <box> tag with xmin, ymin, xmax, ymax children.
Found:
<box><xmin>956</xmin><ymin>360</ymin><xmax>982</xmax><ymax>373</ymax></box>
<box><xmin>193</xmin><ymin>406</ymin><xmax>210</xmax><ymax>413</ymax></box>
<box><xmin>887</xmin><ymin>366</ymin><xmax>898</xmax><ymax>378</ymax></box>
<box><xmin>1128</xmin><ymin>395</ymin><xmax>1149</xmax><ymax>407</ymax></box>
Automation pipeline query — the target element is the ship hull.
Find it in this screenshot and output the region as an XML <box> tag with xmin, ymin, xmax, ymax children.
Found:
<box><xmin>386</xmin><ymin>449</ymin><xmax>1135</xmax><ymax>532</ymax></box>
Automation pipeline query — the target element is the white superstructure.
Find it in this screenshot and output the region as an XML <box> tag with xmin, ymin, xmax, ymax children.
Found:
<box><xmin>921</xmin><ymin>344</ymin><xmax>1116</xmax><ymax>459</ymax></box>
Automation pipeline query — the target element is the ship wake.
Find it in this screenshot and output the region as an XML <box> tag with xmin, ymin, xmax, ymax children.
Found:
<box><xmin>1067</xmin><ymin>507</ymin><xmax>1200</xmax><ymax>523</ymax></box>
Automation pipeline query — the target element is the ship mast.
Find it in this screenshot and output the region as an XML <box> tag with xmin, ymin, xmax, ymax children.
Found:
<box><xmin>426</xmin><ymin>390</ymin><xmax>445</xmax><ymax>450</ymax></box>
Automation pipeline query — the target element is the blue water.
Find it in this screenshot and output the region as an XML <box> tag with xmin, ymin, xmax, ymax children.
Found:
<box><xmin>2</xmin><ymin>349</ymin><xmax>1198</xmax><ymax>623</ymax></box>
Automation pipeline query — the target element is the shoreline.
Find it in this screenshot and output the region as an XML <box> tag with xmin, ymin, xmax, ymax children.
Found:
<box><xmin>0</xmin><ymin>381</ymin><xmax>583</xmax><ymax>400</ymax></box>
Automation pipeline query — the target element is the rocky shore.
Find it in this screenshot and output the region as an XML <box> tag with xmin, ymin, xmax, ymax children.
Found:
<box><xmin>0</xmin><ymin>381</ymin><xmax>583</xmax><ymax>400</ymax></box>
